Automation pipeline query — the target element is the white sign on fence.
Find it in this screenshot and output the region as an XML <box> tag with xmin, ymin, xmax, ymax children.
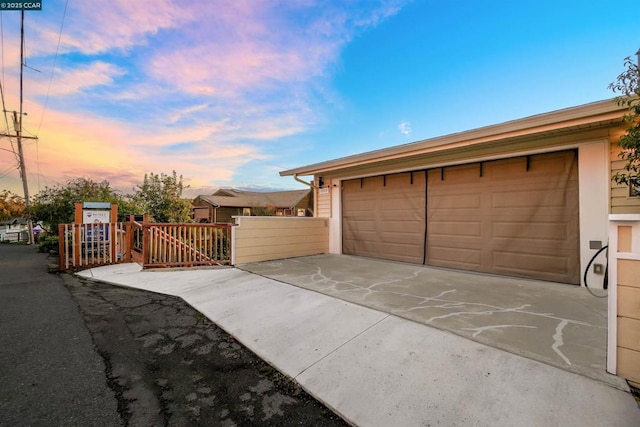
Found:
<box><xmin>83</xmin><ymin>209</ymin><xmax>111</xmax><ymax>224</ymax></box>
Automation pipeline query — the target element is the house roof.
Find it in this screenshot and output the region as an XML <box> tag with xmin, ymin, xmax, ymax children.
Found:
<box><xmin>195</xmin><ymin>189</ymin><xmax>310</xmax><ymax>208</ymax></box>
<box><xmin>280</xmin><ymin>98</ymin><xmax>628</xmax><ymax>177</ymax></box>
<box><xmin>0</xmin><ymin>218</ymin><xmax>28</xmax><ymax>226</ymax></box>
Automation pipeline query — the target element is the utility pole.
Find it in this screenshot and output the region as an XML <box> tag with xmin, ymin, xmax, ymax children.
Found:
<box><xmin>0</xmin><ymin>110</ymin><xmax>36</xmax><ymax>243</ymax></box>
<box><xmin>18</xmin><ymin>10</ymin><xmax>34</xmax><ymax>244</ymax></box>
<box><xmin>0</xmin><ymin>0</ymin><xmax>42</xmax><ymax>245</ymax></box>
<box><xmin>13</xmin><ymin>112</ymin><xmax>34</xmax><ymax>244</ymax></box>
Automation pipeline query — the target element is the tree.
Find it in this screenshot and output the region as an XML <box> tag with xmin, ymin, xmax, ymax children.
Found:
<box><xmin>609</xmin><ymin>53</ymin><xmax>640</xmax><ymax>194</ymax></box>
<box><xmin>131</xmin><ymin>171</ymin><xmax>193</xmax><ymax>223</ymax></box>
<box><xmin>0</xmin><ymin>190</ymin><xmax>26</xmax><ymax>221</ymax></box>
<box><xmin>30</xmin><ymin>178</ymin><xmax>130</xmax><ymax>234</ymax></box>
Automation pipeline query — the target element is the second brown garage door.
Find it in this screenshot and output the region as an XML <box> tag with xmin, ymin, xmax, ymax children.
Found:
<box><xmin>427</xmin><ymin>150</ymin><xmax>580</xmax><ymax>284</ymax></box>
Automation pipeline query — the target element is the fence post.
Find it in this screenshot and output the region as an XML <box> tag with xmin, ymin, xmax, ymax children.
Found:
<box><xmin>73</xmin><ymin>223</ymin><xmax>81</xmax><ymax>267</ymax></box>
<box><xmin>142</xmin><ymin>215</ymin><xmax>149</xmax><ymax>268</ymax></box>
<box><xmin>123</xmin><ymin>220</ymin><xmax>132</xmax><ymax>262</ymax></box>
<box><xmin>58</xmin><ymin>224</ymin><xmax>64</xmax><ymax>270</ymax></box>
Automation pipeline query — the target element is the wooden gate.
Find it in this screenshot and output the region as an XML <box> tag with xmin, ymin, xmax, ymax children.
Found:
<box><xmin>142</xmin><ymin>223</ymin><xmax>232</xmax><ymax>268</ymax></box>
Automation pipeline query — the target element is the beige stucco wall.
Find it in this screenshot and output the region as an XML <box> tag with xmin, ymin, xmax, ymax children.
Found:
<box><xmin>232</xmin><ymin>216</ymin><xmax>329</xmax><ymax>264</ymax></box>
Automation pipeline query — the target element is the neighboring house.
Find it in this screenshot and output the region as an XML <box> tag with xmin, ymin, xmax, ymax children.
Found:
<box><xmin>280</xmin><ymin>99</ymin><xmax>640</xmax><ymax>287</ymax></box>
<box><xmin>193</xmin><ymin>189</ymin><xmax>313</xmax><ymax>224</ymax></box>
<box><xmin>0</xmin><ymin>218</ymin><xmax>29</xmax><ymax>242</ymax></box>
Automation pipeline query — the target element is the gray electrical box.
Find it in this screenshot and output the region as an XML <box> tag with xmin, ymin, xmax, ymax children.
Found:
<box><xmin>589</xmin><ymin>240</ymin><xmax>602</xmax><ymax>250</ymax></box>
<box><xmin>593</xmin><ymin>264</ymin><xmax>604</xmax><ymax>275</ymax></box>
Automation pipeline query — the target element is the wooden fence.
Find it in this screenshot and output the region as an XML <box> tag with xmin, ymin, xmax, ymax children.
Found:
<box><xmin>58</xmin><ymin>222</ymin><xmax>129</xmax><ymax>270</ymax></box>
<box><xmin>143</xmin><ymin>223</ymin><xmax>231</xmax><ymax>268</ymax></box>
<box><xmin>59</xmin><ymin>221</ymin><xmax>232</xmax><ymax>270</ymax></box>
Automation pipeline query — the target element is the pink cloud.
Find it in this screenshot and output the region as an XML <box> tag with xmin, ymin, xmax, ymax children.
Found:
<box><xmin>0</xmin><ymin>1</ymin><xmax>410</xmax><ymax>197</ymax></box>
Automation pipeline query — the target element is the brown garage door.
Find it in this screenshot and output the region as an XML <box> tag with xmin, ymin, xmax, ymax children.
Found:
<box><xmin>342</xmin><ymin>171</ymin><xmax>426</xmax><ymax>264</ymax></box>
<box><xmin>427</xmin><ymin>150</ymin><xmax>580</xmax><ymax>284</ymax></box>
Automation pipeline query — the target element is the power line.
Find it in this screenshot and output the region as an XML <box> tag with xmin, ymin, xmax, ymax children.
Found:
<box><xmin>0</xmin><ymin>13</ymin><xmax>18</xmax><ymax>165</ymax></box>
<box><xmin>0</xmin><ymin>163</ymin><xmax>17</xmax><ymax>179</ymax></box>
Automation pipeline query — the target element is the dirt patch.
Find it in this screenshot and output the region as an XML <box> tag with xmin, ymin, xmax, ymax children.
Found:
<box><xmin>63</xmin><ymin>274</ymin><xmax>347</xmax><ymax>426</ymax></box>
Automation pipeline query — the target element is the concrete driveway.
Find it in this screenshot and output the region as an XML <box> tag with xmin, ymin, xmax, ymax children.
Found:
<box><xmin>240</xmin><ymin>254</ymin><xmax>619</xmax><ymax>388</ymax></box>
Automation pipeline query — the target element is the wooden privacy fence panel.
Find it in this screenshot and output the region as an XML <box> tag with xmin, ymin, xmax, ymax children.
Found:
<box><xmin>233</xmin><ymin>217</ymin><xmax>328</xmax><ymax>264</ymax></box>
<box><xmin>143</xmin><ymin>223</ymin><xmax>232</xmax><ymax>268</ymax></box>
<box><xmin>59</xmin><ymin>222</ymin><xmax>129</xmax><ymax>270</ymax></box>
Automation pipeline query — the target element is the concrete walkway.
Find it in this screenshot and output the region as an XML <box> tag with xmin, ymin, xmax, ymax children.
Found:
<box><xmin>78</xmin><ymin>261</ymin><xmax>640</xmax><ymax>427</ymax></box>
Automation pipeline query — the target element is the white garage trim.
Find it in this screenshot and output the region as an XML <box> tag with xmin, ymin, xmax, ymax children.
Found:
<box><xmin>578</xmin><ymin>140</ymin><xmax>610</xmax><ymax>289</ymax></box>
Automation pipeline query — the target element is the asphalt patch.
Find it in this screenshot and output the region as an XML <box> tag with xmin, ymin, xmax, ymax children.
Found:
<box><xmin>63</xmin><ymin>274</ymin><xmax>347</xmax><ymax>426</ymax></box>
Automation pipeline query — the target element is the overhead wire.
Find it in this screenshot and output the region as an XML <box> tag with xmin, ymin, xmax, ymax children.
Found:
<box><xmin>0</xmin><ymin>12</ymin><xmax>19</xmax><ymax>165</ymax></box>
<box><xmin>0</xmin><ymin>163</ymin><xmax>17</xmax><ymax>179</ymax></box>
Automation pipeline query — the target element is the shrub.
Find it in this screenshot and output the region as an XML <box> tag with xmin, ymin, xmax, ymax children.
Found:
<box><xmin>38</xmin><ymin>235</ymin><xmax>59</xmax><ymax>255</ymax></box>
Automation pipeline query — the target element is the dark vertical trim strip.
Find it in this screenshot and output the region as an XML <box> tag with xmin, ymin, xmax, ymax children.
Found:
<box><xmin>341</xmin><ymin>180</ymin><xmax>345</xmax><ymax>255</ymax></box>
<box><xmin>410</xmin><ymin>171</ymin><xmax>414</xmax><ymax>185</ymax></box>
<box><xmin>423</xmin><ymin>170</ymin><xmax>428</xmax><ymax>265</ymax></box>
<box><xmin>383</xmin><ymin>175</ymin><xmax>386</xmax><ymax>187</ymax></box>
<box><xmin>526</xmin><ymin>156</ymin><xmax>531</xmax><ymax>172</ymax></box>
<box><xmin>441</xmin><ymin>167</ymin><xmax>445</xmax><ymax>181</ymax></box>
<box><xmin>480</xmin><ymin>162</ymin><xmax>484</xmax><ymax>177</ymax></box>
<box><xmin>360</xmin><ymin>178</ymin><xmax>363</xmax><ymax>188</ymax></box>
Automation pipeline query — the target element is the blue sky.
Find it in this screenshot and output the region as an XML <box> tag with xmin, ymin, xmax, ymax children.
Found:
<box><xmin>0</xmin><ymin>0</ymin><xmax>638</xmax><ymax>197</ymax></box>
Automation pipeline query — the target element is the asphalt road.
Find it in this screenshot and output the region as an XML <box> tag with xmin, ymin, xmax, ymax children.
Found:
<box><xmin>0</xmin><ymin>244</ymin><xmax>120</xmax><ymax>426</ymax></box>
<box><xmin>0</xmin><ymin>244</ymin><xmax>346</xmax><ymax>426</ymax></box>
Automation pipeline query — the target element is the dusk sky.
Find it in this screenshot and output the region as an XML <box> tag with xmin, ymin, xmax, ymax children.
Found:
<box><xmin>0</xmin><ymin>0</ymin><xmax>638</xmax><ymax>198</ymax></box>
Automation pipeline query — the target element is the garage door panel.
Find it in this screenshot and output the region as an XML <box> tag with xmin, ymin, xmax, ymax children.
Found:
<box><xmin>379</xmin><ymin>201</ymin><xmax>423</xmax><ymax>213</ymax></box>
<box><xmin>346</xmin><ymin>202</ymin><xmax>377</xmax><ymax>212</ymax></box>
<box><xmin>492</xmin><ymin>251</ymin><xmax>572</xmax><ymax>279</ymax></box>
<box><xmin>381</xmin><ymin>230</ymin><xmax>426</xmax><ymax>244</ymax></box>
<box><xmin>493</xmin><ymin>222</ymin><xmax>572</xmax><ymax>240</ymax></box>
<box><xmin>427</xmin><ymin>150</ymin><xmax>579</xmax><ymax>284</ymax></box>
<box><xmin>342</xmin><ymin>171</ymin><xmax>426</xmax><ymax>263</ymax></box>
<box><xmin>344</xmin><ymin>230</ymin><xmax>377</xmax><ymax>243</ymax></box>
<box><xmin>491</xmin><ymin>189</ymin><xmax>570</xmax><ymax>209</ymax></box>
<box><xmin>429</xmin><ymin>193</ymin><xmax>483</xmax><ymax>210</ymax></box>
<box><xmin>429</xmin><ymin>221</ymin><xmax>482</xmax><ymax>237</ymax></box>
<box><xmin>383</xmin><ymin>252</ymin><xmax>424</xmax><ymax>264</ymax></box>
<box><xmin>428</xmin><ymin>245</ymin><xmax>482</xmax><ymax>268</ymax></box>
<box><xmin>382</xmin><ymin>219</ymin><xmax>425</xmax><ymax>233</ymax></box>
<box><xmin>493</xmin><ymin>241</ymin><xmax>576</xmax><ymax>256</ymax></box>
<box><xmin>379</xmin><ymin>209</ymin><xmax>424</xmax><ymax>220</ymax></box>
<box><xmin>345</xmin><ymin>223</ymin><xmax>377</xmax><ymax>234</ymax></box>
<box><xmin>344</xmin><ymin>197</ymin><xmax>377</xmax><ymax>210</ymax></box>
<box><xmin>350</xmin><ymin>242</ymin><xmax>382</xmax><ymax>258</ymax></box>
